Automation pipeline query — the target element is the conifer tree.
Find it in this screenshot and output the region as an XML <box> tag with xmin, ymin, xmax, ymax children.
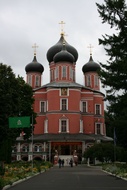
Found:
<box><xmin>96</xmin><ymin>0</ymin><xmax>127</xmax><ymax>147</ymax></box>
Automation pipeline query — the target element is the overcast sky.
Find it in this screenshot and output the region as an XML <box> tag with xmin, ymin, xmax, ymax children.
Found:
<box><xmin>0</xmin><ymin>0</ymin><xmax>112</xmax><ymax>88</ymax></box>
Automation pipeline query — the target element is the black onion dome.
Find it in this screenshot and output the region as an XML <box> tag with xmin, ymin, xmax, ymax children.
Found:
<box><xmin>46</xmin><ymin>34</ymin><xmax>78</xmax><ymax>63</ymax></box>
<box><xmin>53</xmin><ymin>44</ymin><xmax>74</xmax><ymax>63</ymax></box>
<box><xmin>82</xmin><ymin>55</ymin><xmax>100</xmax><ymax>73</ymax></box>
<box><xmin>25</xmin><ymin>55</ymin><xmax>44</xmax><ymax>73</ymax></box>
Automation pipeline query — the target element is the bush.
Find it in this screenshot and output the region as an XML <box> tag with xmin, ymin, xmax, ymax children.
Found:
<box><xmin>0</xmin><ymin>178</ymin><xmax>5</xmax><ymax>190</ymax></box>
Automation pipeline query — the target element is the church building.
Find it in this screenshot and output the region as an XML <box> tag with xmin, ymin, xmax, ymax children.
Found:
<box><xmin>13</xmin><ymin>29</ymin><xmax>112</xmax><ymax>164</ymax></box>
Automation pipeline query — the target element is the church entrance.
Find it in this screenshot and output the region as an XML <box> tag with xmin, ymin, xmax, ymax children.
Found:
<box><xmin>51</xmin><ymin>142</ymin><xmax>82</xmax><ymax>155</ymax></box>
<box><xmin>61</xmin><ymin>145</ymin><xmax>70</xmax><ymax>155</ymax></box>
<box><xmin>51</xmin><ymin>142</ymin><xmax>82</xmax><ymax>164</ymax></box>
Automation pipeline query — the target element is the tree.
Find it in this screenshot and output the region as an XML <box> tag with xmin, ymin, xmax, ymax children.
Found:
<box><xmin>96</xmin><ymin>0</ymin><xmax>127</xmax><ymax>147</ymax></box>
<box><xmin>0</xmin><ymin>63</ymin><xmax>34</xmax><ymax>162</ymax></box>
<box><xmin>84</xmin><ymin>143</ymin><xmax>126</xmax><ymax>163</ymax></box>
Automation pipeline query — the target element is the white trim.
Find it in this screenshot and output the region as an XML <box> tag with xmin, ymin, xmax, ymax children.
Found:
<box><xmin>79</xmin><ymin>120</ymin><xmax>83</xmax><ymax>133</ymax></box>
<box><xmin>27</xmin><ymin>74</ymin><xmax>32</xmax><ymax>86</ymax></box>
<box><xmin>35</xmin><ymin>75</ymin><xmax>40</xmax><ymax>87</ymax></box>
<box><xmin>94</xmin><ymin>75</ymin><xmax>99</xmax><ymax>86</ymax></box>
<box><xmin>95</xmin><ymin>104</ymin><xmax>101</xmax><ymax>115</ymax></box>
<box><xmin>44</xmin><ymin>119</ymin><xmax>48</xmax><ymax>133</ymax></box>
<box><xmin>86</xmin><ymin>75</ymin><xmax>91</xmax><ymax>86</ymax></box>
<box><xmin>40</xmin><ymin>101</ymin><xmax>46</xmax><ymax>112</ymax></box>
<box><xmin>95</xmin><ymin>123</ymin><xmax>103</xmax><ymax>135</ymax></box>
<box><xmin>80</xmin><ymin>101</ymin><xmax>88</xmax><ymax>112</ymax></box>
<box><xmin>59</xmin><ymin>118</ymin><xmax>69</xmax><ymax>133</ymax></box>
<box><xmin>60</xmin><ymin>98</ymin><xmax>68</xmax><ymax>110</ymax></box>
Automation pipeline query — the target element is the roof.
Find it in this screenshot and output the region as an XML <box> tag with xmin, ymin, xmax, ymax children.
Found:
<box><xmin>16</xmin><ymin>133</ymin><xmax>113</xmax><ymax>142</ymax></box>
<box><xmin>33</xmin><ymin>81</ymin><xmax>105</xmax><ymax>96</ymax></box>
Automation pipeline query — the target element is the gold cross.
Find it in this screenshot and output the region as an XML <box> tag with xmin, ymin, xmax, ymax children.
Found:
<box><xmin>59</xmin><ymin>21</ymin><xmax>65</xmax><ymax>35</ymax></box>
<box><xmin>32</xmin><ymin>43</ymin><xmax>38</xmax><ymax>55</ymax></box>
<box><xmin>87</xmin><ymin>44</ymin><xmax>94</xmax><ymax>55</ymax></box>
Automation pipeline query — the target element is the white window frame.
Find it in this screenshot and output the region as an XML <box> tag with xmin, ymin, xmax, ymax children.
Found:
<box><xmin>28</xmin><ymin>75</ymin><xmax>32</xmax><ymax>86</ymax></box>
<box><xmin>73</xmin><ymin>70</ymin><xmax>75</xmax><ymax>81</ymax></box>
<box><xmin>62</xmin><ymin>66</ymin><xmax>67</xmax><ymax>78</ymax></box>
<box><xmin>55</xmin><ymin>66</ymin><xmax>59</xmax><ymax>79</ymax></box>
<box><xmin>95</xmin><ymin>123</ymin><xmax>103</xmax><ymax>135</ymax></box>
<box><xmin>61</xmin><ymin>88</ymin><xmax>68</xmax><ymax>96</ymax></box>
<box><xmin>60</xmin><ymin>98</ymin><xmax>68</xmax><ymax>110</ymax></box>
<box><xmin>40</xmin><ymin>101</ymin><xmax>46</xmax><ymax>113</ymax></box>
<box><xmin>81</xmin><ymin>101</ymin><xmax>87</xmax><ymax>112</ymax></box>
<box><xmin>86</xmin><ymin>75</ymin><xmax>91</xmax><ymax>86</ymax></box>
<box><xmin>94</xmin><ymin>75</ymin><xmax>99</xmax><ymax>86</ymax></box>
<box><xmin>59</xmin><ymin>119</ymin><xmax>69</xmax><ymax>133</ymax></box>
<box><xmin>69</xmin><ymin>66</ymin><xmax>73</xmax><ymax>79</ymax></box>
<box><xmin>95</xmin><ymin>104</ymin><xmax>101</xmax><ymax>115</ymax></box>
<box><xmin>35</xmin><ymin>75</ymin><xmax>40</xmax><ymax>87</ymax></box>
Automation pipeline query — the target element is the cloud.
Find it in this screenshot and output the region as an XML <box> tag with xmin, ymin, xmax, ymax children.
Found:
<box><xmin>0</xmin><ymin>0</ymin><xmax>110</xmax><ymax>92</ymax></box>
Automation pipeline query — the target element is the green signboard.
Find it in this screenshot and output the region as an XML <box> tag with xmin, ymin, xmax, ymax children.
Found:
<box><xmin>9</xmin><ymin>116</ymin><xmax>30</xmax><ymax>128</ymax></box>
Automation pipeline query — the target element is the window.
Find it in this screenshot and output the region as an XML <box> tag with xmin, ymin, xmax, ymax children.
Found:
<box><xmin>22</xmin><ymin>145</ymin><xmax>29</xmax><ymax>152</ymax></box>
<box><xmin>95</xmin><ymin>123</ymin><xmax>101</xmax><ymax>134</ymax></box>
<box><xmin>69</xmin><ymin>67</ymin><xmax>73</xmax><ymax>79</ymax></box>
<box><xmin>61</xmin><ymin>120</ymin><xmax>67</xmax><ymax>132</ymax></box>
<box><xmin>95</xmin><ymin>104</ymin><xmax>101</xmax><ymax>115</ymax></box>
<box><xmin>50</xmin><ymin>70</ymin><xmax>54</xmax><ymax>81</ymax></box>
<box><xmin>61</xmin><ymin>99</ymin><xmax>68</xmax><ymax>110</ymax></box>
<box><xmin>35</xmin><ymin>75</ymin><xmax>40</xmax><ymax>87</ymax></box>
<box><xmin>40</xmin><ymin>101</ymin><xmax>46</xmax><ymax>113</ymax></box>
<box><xmin>86</xmin><ymin>75</ymin><xmax>91</xmax><ymax>86</ymax></box>
<box><xmin>82</xmin><ymin>101</ymin><xmax>87</xmax><ymax>112</ymax></box>
<box><xmin>55</xmin><ymin>67</ymin><xmax>59</xmax><ymax>79</ymax></box>
<box><xmin>73</xmin><ymin>70</ymin><xmax>75</xmax><ymax>81</ymax></box>
<box><xmin>59</xmin><ymin>119</ymin><xmax>69</xmax><ymax>133</ymax></box>
<box><xmin>34</xmin><ymin>145</ymin><xmax>42</xmax><ymax>152</ymax></box>
<box><xmin>62</xmin><ymin>66</ymin><xmax>67</xmax><ymax>78</ymax></box>
<box><xmin>28</xmin><ymin>75</ymin><xmax>32</xmax><ymax>86</ymax></box>
<box><xmin>94</xmin><ymin>75</ymin><xmax>99</xmax><ymax>86</ymax></box>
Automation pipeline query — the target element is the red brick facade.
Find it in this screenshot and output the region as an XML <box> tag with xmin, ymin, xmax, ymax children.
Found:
<box><xmin>13</xmin><ymin>34</ymin><xmax>112</xmax><ymax>164</ymax></box>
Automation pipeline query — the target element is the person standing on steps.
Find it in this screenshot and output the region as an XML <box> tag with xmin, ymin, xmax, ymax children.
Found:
<box><xmin>70</xmin><ymin>158</ymin><xmax>73</xmax><ymax>167</ymax></box>
<box><xmin>58</xmin><ymin>158</ymin><xmax>62</xmax><ymax>168</ymax></box>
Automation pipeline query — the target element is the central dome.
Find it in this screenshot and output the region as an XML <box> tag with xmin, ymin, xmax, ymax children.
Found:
<box><xmin>53</xmin><ymin>44</ymin><xmax>75</xmax><ymax>63</ymax></box>
<box><xmin>46</xmin><ymin>34</ymin><xmax>78</xmax><ymax>63</ymax></box>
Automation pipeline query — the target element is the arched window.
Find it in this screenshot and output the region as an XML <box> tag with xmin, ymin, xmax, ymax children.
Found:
<box><xmin>62</xmin><ymin>66</ymin><xmax>67</xmax><ymax>78</ymax></box>
<box><xmin>35</xmin><ymin>75</ymin><xmax>40</xmax><ymax>87</ymax></box>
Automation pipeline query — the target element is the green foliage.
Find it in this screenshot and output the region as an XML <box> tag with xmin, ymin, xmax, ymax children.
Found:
<box><xmin>96</xmin><ymin>0</ymin><xmax>127</xmax><ymax>148</ymax></box>
<box><xmin>0</xmin><ymin>63</ymin><xmax>35</xmax><ymax>162</ymax></box>
<box><xmin>0</xmin><ymin>178</ymin><xmax>5</xmax><ymax>190</ymax></box>
<box><xmin>84</xmin><ymin>143</ymin><xmax>127</xmax><ymax>163</ymax></box>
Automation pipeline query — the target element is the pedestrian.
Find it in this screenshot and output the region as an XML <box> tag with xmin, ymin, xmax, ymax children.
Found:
<box><xmin>61</xmin><ymin>159</ymin><xmax>64</xmax><ymax>167</ymax></box>
<box><xmin>58</xmin><ymin>158</ymin><xmax>62</xmax><ymax>168</ymax></box>
<box><xmin>70</xmin><ymin>158</ymin><xmax>73</xmax><ymax>167</ymax></box>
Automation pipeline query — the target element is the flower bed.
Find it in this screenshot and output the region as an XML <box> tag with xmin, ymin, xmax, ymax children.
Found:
<box><xmin>102</xmin><ymin>163</ymin><xmax>127</xmax><ymax>179</ymax></box>
<box><xmin>0</xmin><ymin>161</ymin><xmax>53</xmax><ymax>189</ymax></box>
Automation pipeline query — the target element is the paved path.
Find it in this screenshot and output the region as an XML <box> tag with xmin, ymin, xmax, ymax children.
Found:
<box><xmin>8</xmin><ymin>165</ymin><xmax>127</xmax><ymax>190</ymax></box>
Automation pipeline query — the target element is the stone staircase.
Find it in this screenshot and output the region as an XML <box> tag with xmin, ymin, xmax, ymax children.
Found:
<box><xmin>56</xmin><ymin>155</ymin><xmax>73</xmax><ymax>166</ymax></box>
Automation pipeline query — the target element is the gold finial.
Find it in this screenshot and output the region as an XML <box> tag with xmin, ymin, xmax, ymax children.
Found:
<box><xmin>32</xmin><ymin>43</ymin><xmax>38</xmax><ymax>55</ymax></box>
<box><xmin>59</xmin><ymin>21</ymin><xmax>65</xmax><ymax>35</ymax></box>
<box><xmin>87</xmin><ymin>44</ymin><xmax>94</xmax><ymax>56</ymax></box>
